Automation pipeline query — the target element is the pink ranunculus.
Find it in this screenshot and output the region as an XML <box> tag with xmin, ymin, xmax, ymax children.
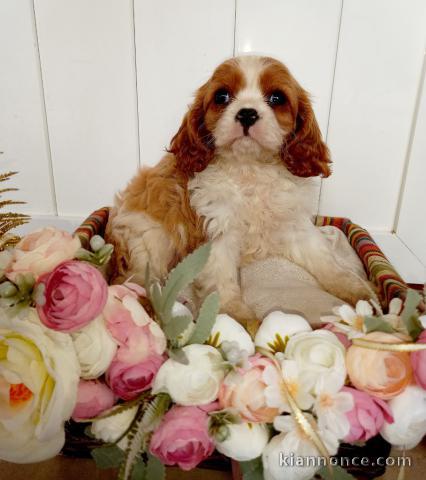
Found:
<box><xmin>72</xmin><ymin>380</ymin><xmax>115</xmax><ymax>421</ymax></box>
<box><xmin>411</xmin><ymin>330</ymin><xmax>426</xmax><ymax>389</ymax></box>
<box><xmin>36</xmin><ymin>260</ymin><xmax>108</xmax><ymax>332</ymax></box>
<box><xmin>103</xmin><ymin>284</ymin><xmax>151</xmax><ymax>345</ymax></box>
<box><xmin>219</xmin><ymin>354</ymin><xmax>279</xmax><ymax>423</ymax></box>
<box><xmin>322</xmin><ymin>323</ymin><xmax>352</xmax><ymax>349</ymax></box>
<box><xmin>6</xmin><ymin>227</ymin><xmax>80</xmax><ymax>282</ymax></box>
<box><xmin>150</xmin><ymin>404</ymin><xmax>215</xmax><ymax>470</ymax></box>
<box><xmin>342</xmin><ymin>386</ymin><xmax>394</xmax><ymax>442</ymax></box>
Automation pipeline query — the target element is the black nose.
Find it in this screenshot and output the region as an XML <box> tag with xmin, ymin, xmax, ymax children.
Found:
<box><xmin>235</xmin><ymin>108</ymin><xmax>259</xmax><ymax>128</ymax></box>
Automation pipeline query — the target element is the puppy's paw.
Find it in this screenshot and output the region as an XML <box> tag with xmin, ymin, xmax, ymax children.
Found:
<box><xmin>326</xmin><ymin>275</ymin><xmax>376</xmax><ymax>307</ymax></box>
<box><xmin>221</xmin><ymin>299</ymin><xmax>260</xmax><ymax>337</ymax></box>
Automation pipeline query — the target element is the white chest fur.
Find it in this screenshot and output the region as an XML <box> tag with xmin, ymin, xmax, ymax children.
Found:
<box><xmin>188</xmin><ymin>152</ymin><xmax>317</xmax><ymax>262</ymax></box>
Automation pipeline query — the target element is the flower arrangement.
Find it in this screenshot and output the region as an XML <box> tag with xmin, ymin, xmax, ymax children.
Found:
<box><xmin>0</xmin><ymin>226</ymin><xmax>425</xmax><ymax>480</ymax></box>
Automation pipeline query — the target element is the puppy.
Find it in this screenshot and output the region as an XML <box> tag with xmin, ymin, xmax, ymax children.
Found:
<box><xmin>106</xmin><ymin>55</ymin><xmax>371</xmax><ymax>326</ymax></box>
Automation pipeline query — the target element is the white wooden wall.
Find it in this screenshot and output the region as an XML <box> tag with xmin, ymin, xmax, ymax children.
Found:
<box><xmin>1</xmin><ymin>0</ymin><xmax>425</xmax><ymax>283</ymax></box>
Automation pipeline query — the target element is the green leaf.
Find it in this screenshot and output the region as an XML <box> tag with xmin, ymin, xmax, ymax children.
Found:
<box><xmin>401</xmin><ymin>289</ymin><xmax>423</xmax><ymax>340</ymax></box>
<box><xmin>149</xmin><ymin>282</ymin><xmax>163</xmax><ymax>317</ymax></box>
<box><xmin>162</xmin><ymin>314</ymin><xmax>192</xmax><ymax>342</ymax></box>
<box><xmin>318</xmin><ymin>465</ymin><xmax>356</xmax><ymax>480</ymax></box>
<box><xmin>141</xmin><ymin>393</ymin><xmax>171</xmax><ymax>433</ymax></box>
<box><xmin>160</xmin><ymin>243</ymin><xmax>212</xmax><ymax>324</ymax></box>
<box><xmin>364</xmin><ymin>315</ymin><xmax>395</xmax><ymax>333</ymax></box>
<box><xmin>91</xmin><ymin>445</ymin><xmax>124</xmax><ymax>469</ymax></box>
<box><xmin>239</xmin><ymin>457</ymin><xmax>263</xmax><ymax>480</ymax></box>
<box><xmin>146</xmin><ymin>454</ymin><xmax>165</xmax><ymax>480</ymax></box>
<box><xmin>130</xmin><ymin>459</ymin><xmax>146</xmax><ymax>480</ymax></box>
<box><xmin>167</xmin><ymin>348</ymin><xmax>189</xmax><ymax>365</ymax></box>
<box><xmin>188</xmin><ymin>291</ymin><xmax>220</xmax><ymax>345</ymax></box>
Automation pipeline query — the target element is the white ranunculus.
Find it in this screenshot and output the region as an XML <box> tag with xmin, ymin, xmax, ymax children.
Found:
<box><xmin>285</xmin><ymin>330</ymin><xmax>346</xmax><ymax>392</ymax></box>
<box><xmin>72</xmin><ymin>315</ymin><xmax>117</xmax><ymax>379</ymax></box>
<box><xmin>0</xmin><ymin>308</ymin><xmax>80</xmax><ymax>463</ymax></box>
<box><xmin>152</xmin><ymin>344</ymin><xmax>226</xmax><ymax>405</ymax></box>
<box><xmin>215</xmin><ymin>422</ymin><xmax>269</xmax><ymax>461</ymax></box>
<box><xmin>380</xmin><ymin>385</ymin><xmax>426</xmax><ymax>450</ymax></box>
<box><xmin>210</xmin><ymin>314</ymin><xmax>255</xmax><ymax>355</ymax></box>
<box><xmin>262</xmin><ymin>415</ymin><xmax>338</xmax><ymax>480</ymax></box>
<box><xmin>255</xmin><ymin>311</ymin><xmax>312</xmax><ymax>353</ymax></box>
<box><xmin>91</xmin><ymin>406</ymin><xmax>138</xmax><ymax>450</ymax></box>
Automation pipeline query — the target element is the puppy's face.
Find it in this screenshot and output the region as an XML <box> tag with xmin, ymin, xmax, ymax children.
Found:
<box><xmin>170</xmin><ymin>56</ymin><xmax>331</xmax><ymax>178</ymax></box>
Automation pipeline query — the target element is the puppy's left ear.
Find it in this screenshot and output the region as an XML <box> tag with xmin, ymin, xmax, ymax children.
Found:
<box><xmin>282</xmin><ymin>88</ymin><xmax>331</xmax><ymax>177</ymax></box>
<box><xmin>169</xmin><ymin>83</ymin><xmax>214</xmax><ymax>176</ymax></box>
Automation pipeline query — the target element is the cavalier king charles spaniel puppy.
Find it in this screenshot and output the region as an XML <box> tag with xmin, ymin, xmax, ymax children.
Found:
<box><xmin>107</xmin><ymin>55</ymin><xmax>370</xmax><ymax>326</ymax></box>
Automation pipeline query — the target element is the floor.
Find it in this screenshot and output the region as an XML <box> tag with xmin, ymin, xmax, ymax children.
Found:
<box><xmin>1</xmin><ymin>441</ymin><xmax>425</xmax><ymax>480</ymax></box>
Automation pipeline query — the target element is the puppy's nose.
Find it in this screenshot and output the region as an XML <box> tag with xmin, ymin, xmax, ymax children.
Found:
<box><xmin>235</xmin><ymin>108</ymin><xmax>259</xmax><ymax>128</ymax></box>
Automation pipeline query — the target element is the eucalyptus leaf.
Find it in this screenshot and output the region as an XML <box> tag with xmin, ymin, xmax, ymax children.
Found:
<box><xmin>163</xmin><ymin>314</ymin><xmax>192</xmax><ymax>341</ymax></box>
<box><xmin>130</xmin><ymin>459</ymin><xmax>146</xmax><ymax>480</ymax></box>
<box><xmin>146</xmin><ymin>453</ymin><xmax>166</xmax><ymax>480</ymax></box>
<box><xmin>364</xmin><ymin>316</ymin><xmax>394</xmax><ymax>333</ymax></box>
<box><xmin>149</xmin><ymin>282</ymin><xmax>163</xmax><ymax>318</ymax></box>
<box><xmin>91</xmin><ymin>444</ymin><xmax>124</xmax><ymax>469</ymax></box>
<box><xmin>188</xmin><ymin>291</ymin><xmax>220</xmax><ymax>345</ymax></box>
<box><xmin>401</xmin><ymin>289</ymin><xmax>423</xmax><ymax>340</ymax></box>
<box><xmin>318</xmin><ymin>465</ymin><xmax>356</xmax><ymax>480</ymax></box>
<box><xmin>167</xmin><ymin>348</ymin><xmax>189</xmax><ymax>365</ymax></box>
<box><xmin>160</xmin><ymin>243</ymin><xmax>212</xmax><ymax>323</ymax></box>
<box><xmin>239</xmin><ymin>457</ymin><xmax>264</xmax><ymax>480</ymax></box>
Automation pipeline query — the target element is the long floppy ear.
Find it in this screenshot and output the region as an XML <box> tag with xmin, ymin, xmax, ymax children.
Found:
<box><xmin>282</xmin><ymin>88</ymin><xmax>331</xmax><ymax>177</ymax></box>
<box><xmin>169</xmin><ymin>84</ymin><xmax>214</xmax><ymax>176</ymax></box>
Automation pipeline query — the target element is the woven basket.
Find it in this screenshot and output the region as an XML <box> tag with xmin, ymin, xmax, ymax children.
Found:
<box><xmin>69</xmin><ymin>207</ymin><xmax>411</xmax><ymax>478</ymax></box>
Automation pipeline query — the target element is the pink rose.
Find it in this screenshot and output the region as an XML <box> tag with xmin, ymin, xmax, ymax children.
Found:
<box><xmin>322</xmin><ymin>323</ymin><xmax>352</xmax><ymax>348</ymax></box>
<box><xmin>36</xmin><ymin>260</ymin><xmax>108</xmax><ymax>332</ymax></box>
<box><xmin>150</xmin><ymin>405</ymin><xmax>215</xmax><ymax>470</ymax></box>
<box><xmin>6</xmin><ymin>227</ymin><xmax>80</xmax><ymax>281</ymax></box>
<box><xmin>72</xmin><ymin>380</ymin><xmax>115</xmax><ymax>421</ymax></box>
<box><xmin>411</xmin><ymin>330</ymin><xmax>426</xmax><ymax>389</ymax></box>
<box><xmin>104</xmin><ymin>285</ymin><xmax>167</xmax><ymax>400</ymax></box>
<box><xmin>342</xmin><ymin>386</ymin><xmax>394</xmax><ymax>442</ymax></box>
<box><xmin>219</xmin><ymin>355</ymin><xmax>279</xmax><ymax>423</ymax></box>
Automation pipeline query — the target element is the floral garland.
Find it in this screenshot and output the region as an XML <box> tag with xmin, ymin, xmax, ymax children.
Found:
<box><xmin>0</xmin><ymin>227</ymin><xmax>425</xmax><ymax>480</ymax></box>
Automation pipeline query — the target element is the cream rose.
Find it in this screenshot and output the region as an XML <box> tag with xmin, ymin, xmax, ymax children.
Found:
<box><xmin>6</xmin><ymin>227</ymin><xmax>80</xmax><ymax>281</ymax></box>
<box><xmin>285</xmin><ymin>330</ymin><xmax>346</xmax><ymax>392</ymax></box>
<box><xmin>152</xmin><ymin>344</ymin><xmax>226</xmax><ymax>405</ymax></box>
<box><xmin>0</xmin><ymin>308</ymin><xmax>80</xmax><ymax>463</ymax></box>
<box><xmin>215</xmin><ymin>422</ymin><xmax>270</xmax><ymax>461</ymax></box>
<box><xmin>72</xmin><ymin>315</ymin><xmax>117</xmax><ymax>379</ymax></box>
<box><xmin>255</xmin><ymin>311</ymin><xmax>312</xmax><ymax>353</ymax></box>
<box><xmin>380</xmin><ymin>385</ymin><xmax>426</xmax><ymax>449</ymax></box>
<box><xmin>91</xmin><ymin>406</ymin><xmax>138</xmax><ymax>450</ymax></box>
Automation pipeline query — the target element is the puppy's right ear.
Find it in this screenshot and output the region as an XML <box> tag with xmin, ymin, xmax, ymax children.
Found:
<box><xmin>169</xmin><ymin>84</ymin><xmax>214</xmax><ymax>176</ymax></box>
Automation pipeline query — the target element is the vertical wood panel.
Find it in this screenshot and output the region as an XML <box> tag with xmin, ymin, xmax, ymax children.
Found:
<box><xmin>0</xmin><ymin>0</ymin><xmax>55</xmax><ymax>215</ymax></box>
<box><xmin>34</xmin><ymin>0</ymin><xmax>140</xmax><ymax>216</ymax></box>
<box><xmin>319</xmin><ymin>0</ymin><xmax>426</xmax><ymax>231</ymax></box>
<box><xmin>235</xmin><ymin>0</ymin><xmax>342</xmax><ymax>137</ymax></box>
<box><xmin>134</xmin><ymin>0</ymin><xmax>235</xmax><ymax>167</ymax></box>
<box><xmin>397</xmin><ymin>60</ymin><xmax>426</xmax><ymax>266</ymax></box>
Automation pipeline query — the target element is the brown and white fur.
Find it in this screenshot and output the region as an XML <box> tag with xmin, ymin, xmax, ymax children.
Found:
<box><xmin>106</xmin><ymin>56</ymin><xmax>371</xmax><ymax>326</ymax></box>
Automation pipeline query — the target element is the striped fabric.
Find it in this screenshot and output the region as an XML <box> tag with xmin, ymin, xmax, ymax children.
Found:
<box><xmin>316</xmin><ymin>216</ymin><xmax>408</xmax><ymax>309</ymax></box>
<box><xmin>75</xmin><ymin>208</ymin><xmax>408</xmax><ymax>310</ymax></box>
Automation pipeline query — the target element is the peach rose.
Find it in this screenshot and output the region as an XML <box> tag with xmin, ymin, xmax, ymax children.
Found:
<box><xmin>219</xmin><ymin>355</ymin><xmax>279</xmax><ymax>423</ymax></box>
<box><xmin>346</xmin><ymin>332</ymin><xmax>413</xmax><ymax>400</ymax></box>
<box><xmin>6</xmin><ymin>227</ymin><xmax>80</xmax><ymax>281</ymax></box>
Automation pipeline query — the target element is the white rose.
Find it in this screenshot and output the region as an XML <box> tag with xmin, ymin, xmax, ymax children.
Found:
<box><xmin>91</xmin><ymin>406</ymin><xmax>138</xmax><ymax>450</ymax></box>
<box><xmin>285</xmin><ymin>330</ymin><xmax>346</xmax><ymax>392</ymax></box>
<box><xmin>380</xmin><ymin>385</ymin><xmax>426</xmax><ymax>450</ymax></box>
<box><xmin>72</xmin><ymin>315</ymin><xmax>117</xmax><ymax>379</ymax></box>
<box><xmin>152</xmin><ymin>344</ymin><xmax>226</xmax><ymax>405</ymax></box>
<box><xmin>0</xmin><ymin>308</ymin><xmax>80</xmax><ymax>463</ymax></box>
<box><xmin>215</xmin><ymin>422</ymin><xmax>269</xmax><ymax>461</ymax></box>
<box><xmin>255</xmin><ymin>311</ymin><xmax>312</xmax><ymax>353</ymax></box>
<box><xmin>262</xmin><ymin>415</ymin><xmax>338</xmax><ymax>480</ymax></box>
<box><xmin>209</xmin><ymin>314</ymin><xmax>255</xmax><ymax>355</ymax></box>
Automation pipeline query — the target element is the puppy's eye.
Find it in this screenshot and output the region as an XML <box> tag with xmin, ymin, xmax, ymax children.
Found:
<box><xmin>267</xmin><ymin>90</ymin><xmax>286</xmax><ymax>106</ymax></box>
<box><xmin>214</xmin><ymin>89</ymin><xmax>231</xmax><ymax>105</ymax></box>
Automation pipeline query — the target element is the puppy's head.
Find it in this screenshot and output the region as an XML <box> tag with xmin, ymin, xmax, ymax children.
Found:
<box><xmin>170</xmin><ymin>56</ymin><xmax>331</xmax><ymax>178</ymax></box>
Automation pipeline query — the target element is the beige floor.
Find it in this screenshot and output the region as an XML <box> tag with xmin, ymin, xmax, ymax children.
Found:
<box><xmin>1</xmin><ymin>441</ymin><xmax>425</xmax><ymax>480</ymax></box>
